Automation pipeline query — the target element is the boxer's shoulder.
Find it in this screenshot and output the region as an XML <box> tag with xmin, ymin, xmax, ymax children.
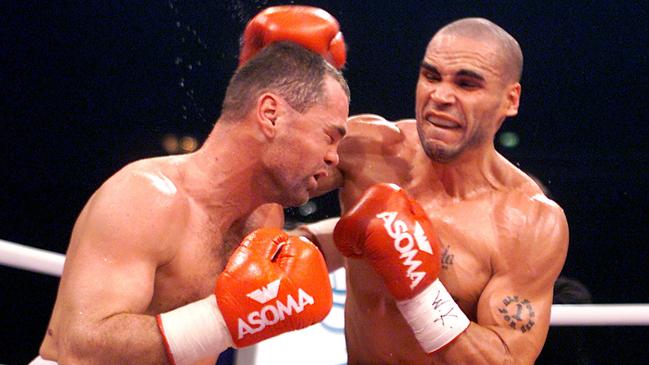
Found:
<box><xmin>83</xmin><ymin>158</ymin><xmax>190</xmax><ymax>254</ymax></box>
<box><xmin>393</xmin><ymin>118</ymin><xmax>417</xmax><ymax>131</ymax></box>
<box><xmin>338</xmin><ymin>116</ymin><xmax>416</xmax><ymax>190</ymax></box>
<box><xmin>340</xmin><ymin>115</ymin><xmax>411</xmax><ymax>160</ymax></box>
<box><xmin>100</xmin><ymin>157</ymin><xmax>185</xmax><ymax>207</ymax></box>
<box><xmin>492</xmin><ymin>188</ymin><xmax>568</xmax><ymax>282</ymax></box>
<box><xmin>509</xmin><ymin>170</ymin><xmax>563</xmax><ymax>211</ymax></box>
<box><xmin>345</xmin><ymin>114</ymin><xmax>410</xmax><ymax>143</ymax></box>
<box><xmin>490</xmin><ymin>176</ymin><xmax>568</xmax><ymax>255</ymax></box>
<box><xmin>495</xmin><ymin>179</ymin><xmax>563</xmax><ymax>223</ymax></box>
<box><xmin>493</xmin><ymin>155</ymin><xmax>563</xmax><ymax>209</ymax></box>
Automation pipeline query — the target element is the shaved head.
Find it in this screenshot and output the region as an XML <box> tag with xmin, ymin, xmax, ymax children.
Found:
<box><xmin>435</xmin><ymin>18</ymin><xmax>523</xmax><ymax>83</ymax></box>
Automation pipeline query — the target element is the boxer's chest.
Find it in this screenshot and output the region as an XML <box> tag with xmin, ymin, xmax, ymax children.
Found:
<box><xmin>347</xmin><ymin>196</ymin><xmax>497</xmax><ymax>320</ymax></box>
<box><xmin>148</xmin><ymin>220</ymin><xmax>240</xmax><ymax>313</ymax></box>
<box><xmin>421</xmin><ymin>198</ymin><xmax>497</xmax><ymax>318</ymax></box>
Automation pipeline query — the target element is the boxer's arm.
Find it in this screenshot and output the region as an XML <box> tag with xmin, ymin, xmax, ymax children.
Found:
<box><xmin>290</xmin><ymin>217</ymin><xmax>343</xmax><ymax>271</ymax></box>
<box><xmin>434</xmin><ymin>201</ymin><xmax>569</xmax><ymax>364</ymax></box>
<box><xmin>54</xmin><ymin>172</ymin><xmax>183</xmax><ymax>364</ymax></box>
<box><xmin>248</xmin><ymin>204</ymin><xmax>343</xmax><ymax>270</ymax></box>
<box><xmin>300</xmin><ymin>115</ymin><xmax>410</xmax><ymax>268</ymax></box>
<box><xmin>310</xmin><ymin>114</ymin><xmax>406</xmax><ymax>199</ymax></box>
<box><xmin>242</xmin><ymin>203</ymin><xmax>285</xmax><ymax>236</ymax></box>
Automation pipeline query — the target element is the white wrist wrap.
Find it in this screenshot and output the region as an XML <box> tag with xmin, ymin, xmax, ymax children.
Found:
<box><xmin>157</xmin><ymin>294</ymin><xmax>233</xmax><ymax>365</ymax></box>
<box><xmin>396</xmin><ymin>279</ymin><xmax>470</xmax><ymax>353</ymax></box>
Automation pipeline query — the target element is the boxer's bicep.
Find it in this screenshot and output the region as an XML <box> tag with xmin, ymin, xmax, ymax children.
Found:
<box><xmin>475</xmin><ymin>203</ymin><xmax>569</xmax><ymax>362</ymax></box>
<box><xmin>474</xmin><ymin>271</ymin><xmax>553</xmax><ymax>363</ymax></box>
<box><xmin>56</xmin><ymin>174</ymin><xmax>180</xmax><ymax>350</ymax></box>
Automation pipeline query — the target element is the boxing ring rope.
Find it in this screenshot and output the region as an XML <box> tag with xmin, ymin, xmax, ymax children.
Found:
<box><xmin>1</xmin><ymin>239</ymin><xmax>65</xmax><ymax>277</ymax></box>
<box><xmin>2</xmin><ymin>238</ymin><xmax>648</xmax><ymax>326</ymax></box>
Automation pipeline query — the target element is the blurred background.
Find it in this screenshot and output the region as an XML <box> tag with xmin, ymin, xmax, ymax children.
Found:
<box><xmin>1</xmin><ymin>1</ymin><xmax>648</xmax><ymax>364</ymax></box>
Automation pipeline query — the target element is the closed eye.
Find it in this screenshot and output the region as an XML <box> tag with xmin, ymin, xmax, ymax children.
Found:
<box><xmin>420</xmin><ymin>62</ymin><xmax>441</xmax><ymax>82</ymax></box>
<box><xmin>457</xmin><ymin>79</ymin><xmax>481</xmax><ymax>89</ymax></box>
<box><xmin>422</xmin><ymin>69</ymin><xmax>441</xmax><ymax>82</ymax></box>
<box><xmin>456</xmin><ymin>69</ymin><xmax>485</xmax><ymax>90</ymax></box>
<box><xmin>328</xmin><ymin>126</ymin><xmax>346</xmax><ymax>144</ymax></box>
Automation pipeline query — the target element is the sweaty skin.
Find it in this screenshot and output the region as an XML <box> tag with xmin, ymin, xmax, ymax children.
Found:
<box><xmin>38</xmin><ymin>74</ymin><xmax>349</xmax><ymax>364</ymax></box>
<box><xmin>333</xmin><ymin>117</ymin><xmax>567</xmax><ymax>364</ymax></box>
<box><xmin>39</xmin><ymin>157</ymin><xmax>284</xmax><ymax>365</ymax></box>
<box><xmin>290</xmin><ymin>25</ymin><xmax>568</xmax><ymax>365</ymax></box>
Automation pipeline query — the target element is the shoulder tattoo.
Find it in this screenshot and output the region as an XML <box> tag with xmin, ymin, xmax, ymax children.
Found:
<box><xmin>498</xmin><ymin>295</ymin><xmax>536</xmax><ymax>333</ymax></box>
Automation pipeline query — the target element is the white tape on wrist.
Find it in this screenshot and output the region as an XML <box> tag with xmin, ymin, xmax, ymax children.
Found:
<box><xmin>157</xmin><ymin>294</ymin><xmax>233</xmax><ymax>365</ymax></box>
<box><xmin>396</xmin><ymin>279</ymin><xmax>470</xmax><ymax>353</ymax></box>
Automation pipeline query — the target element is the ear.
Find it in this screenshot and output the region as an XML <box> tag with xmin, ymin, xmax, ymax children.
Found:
<box><xmin>505</xmin><ymin>82</ymin><xmax>521</xmax><ymax>117</ymax></box>
<box><xmin>256</xmin><ymin>92</ymin><xmax>280</xmax><ymax>138</ymax></box>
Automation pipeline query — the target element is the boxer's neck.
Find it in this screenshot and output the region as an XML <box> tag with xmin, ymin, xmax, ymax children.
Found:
<box><xmin>420</xmin><ymin>147</ymin><xmax>508</xmax><ymax>199</ymax></box>
<box><xmin>180</xmin><ymin>126</ymin><xmax>271</xmax><ymax>231</ymax></box>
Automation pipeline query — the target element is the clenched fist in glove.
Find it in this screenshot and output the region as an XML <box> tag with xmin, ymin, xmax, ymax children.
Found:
<box><xmin>334</xmin><ymin>183</ymin><xmax>470</xmax><ymax>353</ymax></box>
<box><xmin>157</xmin><ymin>228</ymin><xmax>332</xmax><ymax>365</ymax></box>
<box><xmin>239</xmin><ymin>5</ymin><xmax>346</xmax><ymax>69</ymax></box>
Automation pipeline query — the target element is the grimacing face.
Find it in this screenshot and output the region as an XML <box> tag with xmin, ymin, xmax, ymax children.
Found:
<box><xmin>415</xmin><ymin>33</ymin><xmax>519</xmax><ymax>163</ymax></box>
<box><xmin>270</xmin><ymin>76</ymin><xmax>349</xmax><ymax>207</ymax></box>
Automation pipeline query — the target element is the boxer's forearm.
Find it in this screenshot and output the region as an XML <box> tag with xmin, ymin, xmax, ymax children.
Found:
<box><xmin>58</xmin><ymin>313</ymin><xmax>169</xmax><ymax>365</ymax></box>
<box><xmin>433</xmin><ymin>322</ymin><xmax>529</xmax><ymax>365</ymax></box>
<box><xmin>291</xmin><ymin>218</ymin><xmax>343</xmax><ymax>272</ymax></box>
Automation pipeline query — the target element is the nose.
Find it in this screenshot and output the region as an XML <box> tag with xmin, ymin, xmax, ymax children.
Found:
<box><xmin>324</xmin><ymin>146</ymin><xmax>339</xmax><ymax>167</ymax></box>
<box><xmin>430</xmin><ymin>82</ymin><xmax>455</xmax><ymax>106</ymax></box>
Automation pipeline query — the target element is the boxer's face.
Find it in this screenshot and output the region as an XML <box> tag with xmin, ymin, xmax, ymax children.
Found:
<box><xmin>270</xmin><ymin>77</ymin><xmax>348</xmax><ymax>206</ymax></box>
<box><xmin>415</xmin><ymin>33</ymin><xmax>515</xmax><ymax>163</ymax></box>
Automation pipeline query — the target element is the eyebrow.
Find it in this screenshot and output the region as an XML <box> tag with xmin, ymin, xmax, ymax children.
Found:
<box><xmin>457</xmin><ymin>69</ymin><xmax>485</xmax><ymax>81</ymax></box>
<box><xmin>420</xmin><ymin>62</ymin><xmax>439</xmax><ymax>74</ymax></box>
<box><xmin>420</xmin><ymin>61</ymin><xmax>486</xmax><ymax>82</ymax></box>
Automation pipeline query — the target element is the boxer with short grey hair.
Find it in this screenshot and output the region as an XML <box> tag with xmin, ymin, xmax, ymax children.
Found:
<box><xmin>34</xmin><ymin>8</ymin><xmax>351</xmax><ymax>364</ymax></box>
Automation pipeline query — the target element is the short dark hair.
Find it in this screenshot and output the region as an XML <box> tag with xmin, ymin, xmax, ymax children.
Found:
<box><xmin>221</xmin><ymin>41</ymin><xmax>349</xmax><ymax>121</ymax></box>
<box><xmin>437</xmin><ymin>18</ymin><xmax>523</xmax><ymax>83</ymax></box>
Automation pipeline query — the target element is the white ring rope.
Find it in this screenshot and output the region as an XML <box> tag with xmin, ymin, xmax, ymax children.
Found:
<box><xmin>2</xmin><ymin>238</ymin><xmax>648</xmax><ymax>326</ymax></box>
<box><xmin>0</xmin><ymin>239</ymin><xmax>65</xmax><ymax>277</ymax></box>
<box><xmin>550</xmin><ymin>304</ymin><xmax>649</xmax><ymax>326</ymax></box>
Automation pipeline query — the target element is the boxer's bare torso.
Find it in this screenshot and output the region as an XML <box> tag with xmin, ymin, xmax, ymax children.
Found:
<box><xmin>39</xmin><ymin>155</ymin><xmax>282</xmax><ymax>364</ymax></box>
<box><xmin>330</xmin><ymin>116</ymin><xmax>567</xmax><ymax>364</ymax></box>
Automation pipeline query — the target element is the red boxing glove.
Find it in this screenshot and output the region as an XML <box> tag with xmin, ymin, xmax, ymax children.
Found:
<box><xmin>217</xmin><ymin>228</ymin><xmax>333</xmax><ymax>347</ymax></box>
<box><xmin>334</xmin><ymin>183</ymin><xmax>469</xmax><ymax>353</ymax></box>
<box><xmin>157</xmin><ymin>228</ymin><xmax>332</xmax><ymax>365</ymax></box>
<box><xmin>334</xmin><ymin>183</ymin><xmax>441</xmax><ymax>299</ymax></box>
<box><xmin>239</xmin><ymin>5</ymin><xmax>346</xmax><ymax>69</ymax></box>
